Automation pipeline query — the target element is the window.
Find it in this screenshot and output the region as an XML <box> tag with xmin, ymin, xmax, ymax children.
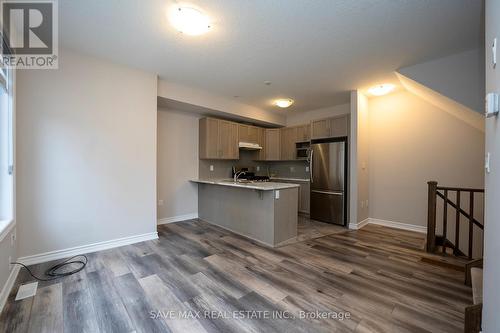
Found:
<box><xmin>0</xmin><ymin>44</ymin><xmax>14</xmax><ymax>225</ymax></box>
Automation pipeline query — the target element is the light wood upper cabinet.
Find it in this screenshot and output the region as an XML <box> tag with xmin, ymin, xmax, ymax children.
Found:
<box><xmin>219</xmin><ymin>120</ymin><xmax>239</xmax><ymax>159</ymax></box>
<box><xmin>311</xmin><ymin>119</ymin><xmax>331</xmax><ymax>139</ymax></box>
<box><xmin>256</xmin><ymin>127</ymin><xmax>266</xmax><ymax>160</ymax></box>
<box><xmin>248</xmin><ymin>126</ymin><xmax>259</xmax><ymax>144</ymax></box>
<box><xmin>199</xmin><ymin>118</ymin><xmax>239</xmax><ymax>160</ymax></box>
<box><xmin>199</xmin><ymin>118</ymin><xmax>220</xmax><ymax>159</ymax></box>
<box><xmin>238</xmin><ymin>124</ymin><xmax>249</xmax><ymax>142</ymax></box>
<box><xmin>280</xmin><ymin>127</ymin><xmax>297</xmax><ymax>160</ymax></box>
<box><xmin>311</xmin><ymin>115</ymin><xmax>349</xmax><ymax>139</ymax></box>
<box><xmin>330</xmin><ymin>115</ymin><xmax>349</xmax><ymax>137</ymax></box>
<box><xmin>295</xmin><ymin>124</ymin><xmax>311</xmax><ymax>142</ymax></box>
<box><xmin>265</xmin><ymin>129</ymin><xmax>280</xmax><ymax>160</ymax></box>
<box><xmin>239</xmin><ymin>124</ymin><xmax>259</xmax><ymax>144</ymax></box>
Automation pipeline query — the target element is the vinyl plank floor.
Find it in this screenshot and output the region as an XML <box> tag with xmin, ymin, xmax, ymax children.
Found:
<box><xmin>0</xmin><ymin>219</ymin><xmax>473</xmax><ymax>332</ymax></box>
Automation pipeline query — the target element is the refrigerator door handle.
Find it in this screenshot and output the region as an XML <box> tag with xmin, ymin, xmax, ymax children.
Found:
<box><xmin>311</xmin><ymin>190</ymin><xmax>343</xmax><ymax>196</ymax></box>
<box><xmin>309</xmin><ymin>149</ymin><xmax>313</xmax><ymax>183</ymax></box>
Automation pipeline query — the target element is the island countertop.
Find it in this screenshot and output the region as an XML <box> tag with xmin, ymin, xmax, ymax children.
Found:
<box><xmin>190</xmin><ymin>179</ymin><xmax>300</xmax><ymax>191</ymax></box>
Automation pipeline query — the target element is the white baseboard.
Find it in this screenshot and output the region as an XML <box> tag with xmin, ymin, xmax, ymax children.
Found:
<box><xmin>158</xmin><ymin>213</ymin><xmax>198</xmax><ymax>225</ymax></box>
<box><xmin>368</xmin><ymin>218</ymin><xmax>427</xmax><ymax>233</ymax></box>
<box><xmin>0</xmin><ymin>265</ymin><xmax>20</xmax><ymax>315</ymax></box>
<box><xmin>17</xmin><ymin>232</ymin><xmax>158</xmax><ymax>266</ymax></box>
<box><xmin>348</xmin><ymin>218</ymin><xmax>370</xmax><ymax>230</ymax></box>
<box><xmin>350</xmin><ymin>217</ymin><xmax>427</xmax><ymax>234</ymax></box>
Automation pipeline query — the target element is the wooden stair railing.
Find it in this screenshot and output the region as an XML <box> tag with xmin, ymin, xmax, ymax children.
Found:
<box><xmin>426</xmin><ymin>181</ymin><xmax>484</xmax><ymax>260</ymax></box>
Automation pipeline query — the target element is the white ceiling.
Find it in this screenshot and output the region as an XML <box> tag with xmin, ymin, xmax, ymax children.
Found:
<box><xmin>59</xmin><ymin>0</ymin><xmax>483</xmax><ymax>113</ymax></box>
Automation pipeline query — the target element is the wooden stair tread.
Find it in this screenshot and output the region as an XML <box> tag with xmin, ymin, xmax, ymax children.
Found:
<box><xmin>471</xmin><ymin>268</ymin><xmax>483</xmax><ymax>305</ymax></box>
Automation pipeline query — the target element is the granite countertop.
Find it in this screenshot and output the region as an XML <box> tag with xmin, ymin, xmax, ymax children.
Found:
<box><xmin>190</xmin><ymin>179</ymin><xmax>300</xmax><ymax>191</ymax></box>
<box><xmin>270</xmin><ymin>177</ymin><xmax>310</xmax><ymax>182</ymax></box>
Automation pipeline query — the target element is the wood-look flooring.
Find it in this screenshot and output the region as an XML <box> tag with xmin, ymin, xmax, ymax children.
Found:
<box><xmin>0</xmin><ymin>219</ymin><xmax>472</xmax><ymax>333</ymax></box>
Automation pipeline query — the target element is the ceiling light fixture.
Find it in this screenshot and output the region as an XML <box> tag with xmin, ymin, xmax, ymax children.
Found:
<box><xmin>274</xmin><ymin>99</ymin><xmax>294</xmax><ymax>108</ymax></box>
<box><xmin>368</xmin><ymin>84</ymin><xmax>395</xmax><ymax>96</ymax></box>
<box><xmin>169</xmin><ymin>6</ymin><xmax>211</xmax><ymax>36</ymax></box>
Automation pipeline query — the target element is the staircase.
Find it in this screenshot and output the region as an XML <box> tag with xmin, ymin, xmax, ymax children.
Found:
<box><xmin>426</xmin><ymin>181</ymin><xmax>484</xmax><ymax>333</ymax></box>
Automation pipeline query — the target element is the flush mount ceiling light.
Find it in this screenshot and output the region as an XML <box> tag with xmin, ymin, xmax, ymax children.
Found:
<box><xmin>368</xmin><ymin>84</ymin><xmax>395</xmax><ymax>96</ymax></box>
<box><xmin>274</xmin><ymin>98</ymin><xmax>294</xmax><ymax>108</ymax></box>
<box><xmin>169</xmin><ymin>6</ymin><xmax>211</xmax><ymax>36</ymax></box>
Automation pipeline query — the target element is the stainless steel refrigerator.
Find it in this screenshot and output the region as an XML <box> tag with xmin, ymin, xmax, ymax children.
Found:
<box><xmin>309</xmin><ymin>139</ymin><xmax>347</xmax><ymax>226</ymax></box>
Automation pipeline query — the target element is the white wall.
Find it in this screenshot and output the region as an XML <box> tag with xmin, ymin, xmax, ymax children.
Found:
<box><xmin>484</xmin><ymin>0</ymin><xmax>500</xmax><ymax>330</ymax></box>
<box><xmin>157</xmin><ymin>108</ymin><xmax>199</xmax><ymax>222</ymax></box>
<box><xmin>398</xmin><ymin>48</ymin><xmax>485</xmax><ymax>113</ymax></box>
<box><xmin>16</xmin><ymin>49</ymin><xmax>158</xmax><ymax>258</ymax></box>
<box><xmin>368</xmin><ymin>91</ymin><xmax>484</xmax><ymax>229</ymax></box>
<box><xmin>286</xmin><ymin>103</ymin><xmax>350</xmax><ymax>126</ymax></box>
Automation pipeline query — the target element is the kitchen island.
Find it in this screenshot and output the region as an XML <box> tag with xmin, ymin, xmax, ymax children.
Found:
<box><xmin>190</xmin><ymin>179</ymin><xmax>299</xmax><ymax>247</ymax></box>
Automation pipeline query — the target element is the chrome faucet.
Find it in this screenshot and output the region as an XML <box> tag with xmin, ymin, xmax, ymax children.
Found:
<box><xmin>234</xmin><ymin>170</ymin><xmax>246</xmax><ymax>182</ymax></box>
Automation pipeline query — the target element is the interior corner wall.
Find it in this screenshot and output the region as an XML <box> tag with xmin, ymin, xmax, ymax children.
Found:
<box><xmin>349</xmin><ymin>91</ymin><xmax>369</xmax><ymax>226</ymax></box>
<box><xmin>356</xmin><ymin>93</ymin><xmax>369</xmax><ymax>223</ymax></box>
<box><xmin>157</xmin><ymin>108</ymin><xmax>199</xmax><ymax>222</ymax></box>
<box><xmin>16</xmin><ymin>49</ymin><xmax>158</xmax><ymax>258</ymax></box>
<box><xmin>484</xmin><ymin>0</ymin><xmax>500</xmax><ymax>330</ymax></box>
<box><xmin>368</xmin><ymin>91</ymin><xmax>484</xmax><ymax>229</ymax></box>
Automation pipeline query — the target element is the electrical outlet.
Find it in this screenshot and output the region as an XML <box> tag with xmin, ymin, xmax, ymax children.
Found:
<box><xmin>305</xmin><ymin>166</ymin><xmax>309</xmax><ymax>172</ymax></box>
<box><xmin>365</xmin><ymin>200</ymin><xmax>369</xmax><ymax>208</ymax></box>
<box><xmin>158</xmin><ymin>199</ymin><xmax>164</xmax><ymax>206</ymax></box>
<box><xmin>275</xmin><ymin>190</ymin><xmax>280</xmax><ymax>199</ymax></box>
<box><xmin>290</xmin><ymin>166</ymin><xmax>295</xmax><ymax>172</ymax></box>
<box><xmin>210</xmin><ymin>165</ymin><xmax>214</xmax><ymax>171</ymax></box>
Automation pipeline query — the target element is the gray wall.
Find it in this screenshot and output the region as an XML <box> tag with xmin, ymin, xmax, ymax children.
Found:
<box><xmin>0</xmin><ymin>69</ymin><xmax>16</xmax><ymax>301</ymax></box>
<box><xmin>199</xmin><ymin>150</ymin><xmax>309</xmax><ymax>180</ymax></box>
<box><xmin>157</xmin><ymin>108</ymin><xmax>199</xmax><ymax>221</ymax></box>
<box><xmin>484</xmin><ymin>1</ymin><xmax>499</xmax><ymax>331</ymax></box>
<box><xmin>368</xmin><ymin>90</ymin><xmax>484</xmax><ymax>230</ymax></box>
<box><xmin>16</xmin><ymin>49</ymin><xmax>158</xmax><ymax>258</ymax></box>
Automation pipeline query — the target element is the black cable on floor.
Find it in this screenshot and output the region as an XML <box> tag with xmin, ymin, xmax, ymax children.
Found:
<box><xmin>10</xmin><ymin>255</ymin><xmax>88</xmax><ymax>282</ymax></box>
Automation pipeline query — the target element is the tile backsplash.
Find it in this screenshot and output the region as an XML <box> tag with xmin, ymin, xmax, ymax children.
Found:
<box><xmin>199</xmin><ymin>150</ymin><xmax>309</xmax><ymax>180</ymax></box>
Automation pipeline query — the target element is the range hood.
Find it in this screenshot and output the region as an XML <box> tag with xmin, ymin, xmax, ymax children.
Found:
<box><xmin>238</xmin><ymin>142</ymin><xmax>263</xmax><ymax>150</ymax></box>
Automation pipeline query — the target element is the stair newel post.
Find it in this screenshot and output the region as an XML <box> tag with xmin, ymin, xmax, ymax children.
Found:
<box><xmin>427</xmin><ymin>181</ymin><xmax>438</xmax><ymax>252</ymax></box>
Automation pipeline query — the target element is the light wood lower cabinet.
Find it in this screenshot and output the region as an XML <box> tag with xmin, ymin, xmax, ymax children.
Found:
<box><xmin>273</xmin><ymin>179</ymin><xmax>310</xmax><ymax>214</ymax></box>
<box><xmin>199</xmin><ymin>118</ymin><xmax>239</xmax><ymax>160</ymax></box>
<box><xmin>298</xmin><ymin>182</ymin><xmax>310</xmax><ymax>214</ymax></box>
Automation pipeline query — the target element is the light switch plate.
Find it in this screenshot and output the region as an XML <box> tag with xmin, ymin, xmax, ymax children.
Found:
<box><xmin>256</xmin><ymin>166</ymin><xmax>260</xmax><ymax>172</ymax></box>
<box><xmin>210</xmin><ymin>165</ymin><xmax>214</xmax><ymax>171</ymax></box>
<box><xmin>305</xmin><ymin>166</ymin><xmax>309</xmax><ymax>172</ymax></box>
<box><xmin>16</xmin><ymin>282</ymin><xmax>38</xmax><ymax>301</ymax></box>
<box><xmin>486</xmin><ymin>152</ymin><xmax>491</xmax><ymax>173</ymax></box>
<box><xmin>275</xmin><ymin>190</ymin><xmax>280</xmax><ymax>199</ymax></box>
